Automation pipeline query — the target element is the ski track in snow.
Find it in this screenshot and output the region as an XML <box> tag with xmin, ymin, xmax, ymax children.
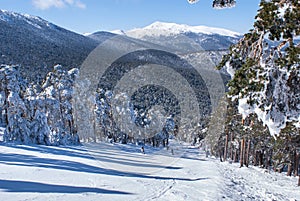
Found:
<box><xmin>0</xmin><ymin>142</ymin><xmax>299</xmax><ymax>201</ymax></box>
<box><xmin>218</xmin><ymin>162</ymin><xmax>300</xmax><ymax>201</ymax></box>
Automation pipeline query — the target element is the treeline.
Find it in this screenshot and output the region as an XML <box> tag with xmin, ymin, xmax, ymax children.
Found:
<box><xmin>93</xmin><ymin>89</ymin><xmax>176</xmax><ymax>146</ymax></box>
<box><xmin>0</xmin><ymin>64</ymin><xmax>175</xmax><ymax>147</ymax></box>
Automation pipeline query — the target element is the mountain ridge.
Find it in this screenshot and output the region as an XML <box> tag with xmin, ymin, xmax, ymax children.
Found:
<box><xmin>0</xmin><ymin>9</ymin><xmax>98</xmax><ymax>80</ymax></box>
<box><xmin>0</xmin><ymin>10</ymin><xmax>234</xmax><ymax>81</ymax></box>
<box><xmin>126</xmin><ymin>21</ymin><xmax>241</xmax><ymax>38</ymax></box>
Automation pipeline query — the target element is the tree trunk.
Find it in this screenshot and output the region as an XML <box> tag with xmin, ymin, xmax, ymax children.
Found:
<box><xmin>242</xmin><ymin>139</ymin><xmax>246</xmax><ymax>166</ymax></box>
<box><xmin>224</xmin><ymin>134</ymin><xmax>229</xmax><ymax>161</ymax></box>
<box><xmin>245</xmin><ymin>139</ymin><xmax>251</xmax><ymax>167</ymax></box>
<box><xmin>152</xmin><ymin>137</ymin><xmax>155</xmax><ymax>147</ymax></box>
<box><xmin>259</xmin><ymin>151</ymin><xmax>263</xmax><ymax>167</ymax></box>
<box><xmin>4</xmin><ymin>87</ymin><xmax>10</xmax><ymax>134</ymax></box>
<box><xmin>219</xmin><ymin>148</ymin><xmax>223</xmax><ymax>162</ymax></box>
<box><xmin>243</xmin><ymin>139</ymin><xmax>246</xmax><ymax>166</ymax></box>
<box><xmin>254</xmin><ymin>150</ymin><xmax>258</xmax><ymax>166</ymax></box>
<box><xmin>287</xmin><ymin>163</ymin><xmax>293</xmax><ymax>176</ymax></box>
<box><xmin>230</xmin><ymin>133</ymin><xmax>234</xmax><ymax>161</ymax></box>
<box><xmin>265</xmin><ymin>151</ymin><xmax>271</xmax><ymax>170</ymax></box>
<box><xmin>234</xmin><ymin>149</ymin><xmax>238</xmax><ymax>163</ymax></box>
<box><xmin>240</xmin><ymin>139</ymin><xmax>244</xmax><ymax>167</ymax></box>
<box><xmin>294</xmin><ymin>153</ymin><xmax>299</xmax><ymax>176</ymax></box>
<box><xmin>57</xmin><ymin>90</ymin><xmax>64</xmax><ymax>128</ymax></box>
<box><xmin>292</xmin><ymin>151</ymin><xmax>296</xmax><ymax>176</ymax></box>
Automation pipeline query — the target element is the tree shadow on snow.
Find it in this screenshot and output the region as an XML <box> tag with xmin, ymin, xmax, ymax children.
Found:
<box><xmin>0</xmin><ymin>179</ymin><xmax>132</xmax><ymax>194</ymax></box>
<box><xmin>0</xmin><ymin>152</ymin><xmax>208</xmax><ymax>182</ymax></box>
<box><xmin>2</xmin><ymin>144</ymin><xmax>184</xmax><ymax>170</ymax></box>
<box><xmin>3</xmin><ymin>144</ymin><xmax>96</xmax><ymax>160</ymax></box>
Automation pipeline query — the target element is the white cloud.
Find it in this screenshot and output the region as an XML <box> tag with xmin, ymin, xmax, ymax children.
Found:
<box><xmin>75</xmin><ymin>1</ymin><xmax>86</xmax><ymax>9</ymax></box>
<box><xmin>32</xmin><ymin>0</ymin><xmax>86</xmax><ymax>10</ymax></box>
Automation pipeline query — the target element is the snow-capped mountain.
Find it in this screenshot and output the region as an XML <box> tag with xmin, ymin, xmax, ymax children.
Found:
<box><xmin>0</xmin><ymin>10</ymin><xmax>98</xmax><ymax>80</ymax></box>
<box><xmin>100</xmin><ymin>21</ymin><xmax>241</xmax><ymax>53</ymax></box>
<box><xmin>127</xmin><ymin>21</ymin><xmax>240</xmax><ymax>38</ymax></box>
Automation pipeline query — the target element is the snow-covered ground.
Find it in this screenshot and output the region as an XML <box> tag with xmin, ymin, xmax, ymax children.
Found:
<box><xmin>0</xmin><ymin>127</ymin><xmax>4</xmax><ymax>141</ymax></box>
<box><xmin>0</xmin><ymin>141</ymin><xmax>299</xmax><ymax>201</ymax></box>
<box><xmin>218</xmin><ymin>162</ymin><xmax>300</xmax><ymax>201</ymax></box>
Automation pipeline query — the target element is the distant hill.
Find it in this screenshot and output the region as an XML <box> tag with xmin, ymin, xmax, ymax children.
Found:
<box><xmin>86</xmin><ymin>31</ymin><xmax>117</xmax><ymax>43</ymax></box>
<box><xmin>0</xmin><ymin>10</ymin><xmax>99</xmax><ymax>80</ymax></box>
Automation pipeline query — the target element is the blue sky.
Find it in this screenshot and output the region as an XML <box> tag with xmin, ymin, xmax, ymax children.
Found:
<box><xmin>0</xmin><ymin>0</ymin><xmax>261</xmax><ymax>34</ymax></box>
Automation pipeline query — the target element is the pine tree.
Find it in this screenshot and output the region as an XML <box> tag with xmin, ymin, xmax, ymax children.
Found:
<box><xmin>217</xmin><ymin>0</ymin><xmax>299</xmax><ymax>137</ymax></box>
<box><xmin>31</xmin><ymin>108</ymin><xmax>50</xmax><ymax>145</ymax></box>
<box><xmin>39</xmin><ymin>65</ymin><xmax>79</xmax><ymax>145</ymax></box>
<box><xmin>210</xmin><ymin>0</ymin><xmax>300</xmax><ymax>178</ymax></box>
<box><xmin>0</xmin><ymin>65</ymin><xmax>31</xmax><ymax>143</ymax></box>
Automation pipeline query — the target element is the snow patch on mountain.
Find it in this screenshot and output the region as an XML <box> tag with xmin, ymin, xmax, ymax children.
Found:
<box><xmin>82</xmin><ymin>32</ymin><xmax>92</xmax><ymax>36</ymax></box>
<box><xmin>110</xmin><ymin>29</ymin><xmax>126</xmax><ymax>35</ymax></box>
<box><xmin>0</xmin><ymin>9</ymin><xmax>51</xmax><ymax>28</ymax></box>
<box><xmin>126</xmin><ymin>21</ymin><xmax>241</xmax><ymax>38</ymax></box>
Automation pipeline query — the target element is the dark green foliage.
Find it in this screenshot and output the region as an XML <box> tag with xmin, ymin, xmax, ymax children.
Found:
<box><xmin>212</xmin><ymin>0</ymin><xmax>236</xmax><ymax>8</ymax></box>
<box><xmin>216</xmin><ymin>0</ymin><xmax>299</xmax><ymax>132</ymax></box>
<box><xmin>212</xmin><ymin>0</ymin><xmax>299</xmax><ymax>173</ymax></box>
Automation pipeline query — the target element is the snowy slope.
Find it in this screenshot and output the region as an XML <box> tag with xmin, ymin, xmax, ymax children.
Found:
<box><xmin>219</xmin><ymin>162</ymin><xmax>300</xmax><ymax>201</ymax></box>
<box><xmin>0</xmin><ymin>142</ymin><xmax>222</xmax><ymax>201</ymax></box>
<box><xmin>0</xmin><ymin>142</ymin><xmax>299</xmax><ymax>201</ymax></box>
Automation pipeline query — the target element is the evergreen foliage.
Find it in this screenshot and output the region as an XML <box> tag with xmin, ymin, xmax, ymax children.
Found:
<box><xmin>217</xmin><ymin>0</ymin><xmax>299</xmax><ymax>137</ymax></box>
<box><xmin>209</xmin><ymin>0</ymin><xmax>299</xmax><ymax>175</ymax></box>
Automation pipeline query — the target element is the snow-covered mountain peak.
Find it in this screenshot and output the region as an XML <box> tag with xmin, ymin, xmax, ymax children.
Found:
<box><xmin>127</xmin><ymin>21</ymin><xmax>241</xmax><ymax>38</ymax></box>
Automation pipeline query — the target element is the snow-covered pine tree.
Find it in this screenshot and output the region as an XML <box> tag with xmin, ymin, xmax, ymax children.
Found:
<box><xmin>111</xmin><ymin>92</ymin><xmax>135</xmax><ymax>143</ymax></box>
<box><xmin>21</xmin><ymin>82</ymin><xmax>45</xmax><ymax>144</ymax></box>
<box><xmin>214</xmin><ymin>0</ymin><xmax>299</xmax><ymax>174</ymax></box>
<box><xmin>31</xmin><ymin>108</ymin><xmax>51</xmax><ymax>145</ymax></box>
<box><xmin>40</xmin><ymin>65</ymin><xmax>79</xmax><ymax>145</ymax></box>
<box><xmin>217</xmin><ymin>0</ymin><xmax>299</xmax><ymax>138</ymax></box>
<box><xmin>94</xmin><ymin>89</ymin><xmax>116</xmax><ymax>142</ymax></box>
<box><xmin>0</xmin><ymin>64</ymin><xmax>80</xmax><ymax>145</ymax></box>
<box><xmin>0</xmin><ymin>65</ymin><xmax>31</xmax><ymax>143</ymax></box>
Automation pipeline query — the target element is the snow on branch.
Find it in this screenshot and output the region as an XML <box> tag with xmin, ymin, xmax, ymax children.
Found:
<box><xmin>187</xmin><ymin>0</ymin><xmax>236</xmax><ymax>9</ymax></box>
<box><xmin>213</xmin><ymin>0</ymin><xmax>236</xmax><ymax>9</ymax></box>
